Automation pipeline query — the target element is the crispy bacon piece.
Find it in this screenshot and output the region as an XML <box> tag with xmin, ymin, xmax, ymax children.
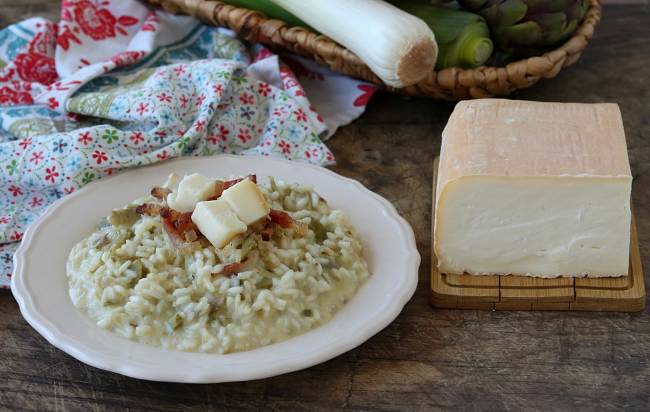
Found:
<box><xmin>160</xmin><ymin>208</ymin><xmax>183</xmax><ymax>243</ymax></box>
<box><xmin>175</xmin><ymin>210</ymin><xmax>194</xmax><ymax>230</ymax></box>
<box><xmin>267</xmin><ymin>209</ymin><xmax>308</xmax><ymax>236</ymax></box>
<box><xmin>184</xmin><ymin>229</ymin><xmax>198</xmax><ymax>242</ymax></box>
<box><xmin>214</xmin><ymin>261</ymin><xmax>245</xmax><ymax>277</ymax></box>
<box><xmin>150</xmin><ymin>186</ymin><xmax>171</xmax><ymax>200</ymax></box>
<box><xmin>135</xmin><ymin>203</ymin><xmax>162</xmax><ymax>216</ymax></box>
<box><xmin>261</xmin><ymin>221</ymin><xmax>278</xmax><ymax>241</ymax></box>
<box><xmin>222</xmin><ymin>174</ymin><xmax>257</xmax><ymax>191</ymax></box>
<box><xmin>160</xmin><ymin>207</ymin><xmax>200</xmax><ymax>244</ymax></box>
<box><xmin>205</xmin><ymin>175</ymin><xmax>258</xmax><ymax>201</ymax></box>
<box><xmin>206</xmin><ymin>180</ymin><xmax>225</xmax><ymax>201</ymax></box>
<box><xmin>213</xmin><ymin>251</ymin><xmax>259</xmax><ymax>277</ymax></box>
<box><xmin>269</xmin><ymin>209</ymin><xmax>294</xmax><ymax>228</ymax></box>
<box><xmin>138</xmin><ymin>202</ymin><xmax>205</xmax><ymax>246</ymax></box>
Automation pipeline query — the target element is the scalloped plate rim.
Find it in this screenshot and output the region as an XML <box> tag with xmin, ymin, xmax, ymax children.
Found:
<box><xmin>11</xmin><ymin>155</ymin><xmax>420</xmax><ymax>383</ymax></box>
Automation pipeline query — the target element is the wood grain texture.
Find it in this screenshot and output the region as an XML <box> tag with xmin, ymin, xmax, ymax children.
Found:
<box><xmin>1</xmin><ymin>2</ymin><xmax>650</xmax><ymax>411</ymax></box>
<box><xmin>431</xmin><ymin>157</ymin><xmax>645</xmax><ymax>312</ymax></box>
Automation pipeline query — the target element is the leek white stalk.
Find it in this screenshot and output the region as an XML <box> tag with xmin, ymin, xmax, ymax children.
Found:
<box><xmin>270</xmin><ymin>0</ymin><xmax>438</xmax><ymax>88</ymax></box>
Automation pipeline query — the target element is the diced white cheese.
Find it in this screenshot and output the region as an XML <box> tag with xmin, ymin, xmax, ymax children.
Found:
<box><xmin>162</xmin><ymin>173</ymin><xmax>180</xmax><ymax>190</ymax></box>
<box><xmin>191</xmin><ymin>199</ymin><xmax>247</xmax><ymax>249</ymax></box>
<box><xmin>221</xmin><ymin>178</ymin><xmax>270</xmax><ymax>225</ymax></box>
<box><xmin>434</xmin><ymin>99</ymin><xmax>632</xmax><ymax>278</ymax></box>
<box><xmin>167</xmin><ymin>173</ymin><xmax>215</xmax><ymax>212</ymax></box>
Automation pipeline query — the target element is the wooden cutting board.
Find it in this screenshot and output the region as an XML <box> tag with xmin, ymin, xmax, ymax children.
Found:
<box><xmin>430</xmin><ymin>158</ymin><xmax>645</xmax><ymax>312</ymax></box>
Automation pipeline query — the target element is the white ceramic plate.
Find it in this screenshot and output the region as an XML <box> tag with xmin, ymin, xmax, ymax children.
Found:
<box><xmin>11</xmin><ymin>155</ymin><xmax>419</xmax><ymax>383</ymax></box>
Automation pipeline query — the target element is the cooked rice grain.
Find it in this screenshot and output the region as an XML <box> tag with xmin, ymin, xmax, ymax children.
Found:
<box><xmin>67</xmin><ymin>180</ymin><xmax>369</xmax><ymax>354</ymax></box>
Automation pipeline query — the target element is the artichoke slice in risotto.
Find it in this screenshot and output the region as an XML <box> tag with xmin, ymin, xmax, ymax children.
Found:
<box><xmin>67</xmin><ymin>173</ymin><xmax>370</xmax><ymax>354</ymax></box>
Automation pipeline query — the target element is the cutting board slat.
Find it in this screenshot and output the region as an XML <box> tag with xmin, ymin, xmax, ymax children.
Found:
<box><xmin>430</xmin><ymin>158</ymin><xmax>645</xmax><ymax>312</ymax></box>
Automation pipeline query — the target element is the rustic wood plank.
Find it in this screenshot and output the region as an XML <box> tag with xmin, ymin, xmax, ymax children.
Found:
<box><xmin>0</xmin><ymin>0</ymin><xmax>60</xmax><ymax>26</ymax></box>
<box><xmin>494</xmin><ymin>301</ymin><xmax>532</xmax><ymax>311</ymax></box>
<box><xmin>532</xmin><ymin>302</ymin><xmax>572</xmax><ymax>311</ymax></box>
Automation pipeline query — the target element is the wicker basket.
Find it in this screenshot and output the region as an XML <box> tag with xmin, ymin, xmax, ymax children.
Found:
<box><xmin>147</xmin><ymin>0</ymin><xmax>602</xmax><ymax>101</ymax></box>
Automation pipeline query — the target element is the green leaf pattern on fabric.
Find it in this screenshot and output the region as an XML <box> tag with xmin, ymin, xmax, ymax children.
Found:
<box><xmin>0</xmin><ymin>4</ymin><xmax>377</xmax><ymax>286</ymax></box>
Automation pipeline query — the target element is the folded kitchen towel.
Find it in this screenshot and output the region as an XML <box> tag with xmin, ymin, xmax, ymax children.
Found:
<box><xmin>0</xmin><ymin>0</ymin><xmax>377</xmax><ymax>287</ymax></box>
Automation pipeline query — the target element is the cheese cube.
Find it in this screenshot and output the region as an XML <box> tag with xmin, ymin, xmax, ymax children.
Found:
<box><xmin>221</xmin><ymin>178</ymin><xmax>270</xmax><ymax>225</ymax></box>
<box><xmin>191</xmin><ymin>199</ymin><xmax>247</xmax><ymax>249</ymax></box>
<box><xmin>167</xmin><ymin>173</ymin><xmax>215</xmax><ymax>212</ymax></box>
<box><xmin>162</xmin><ymin>173</ymin><xmax>180</xmax><ymax>190</ymax></box>
<box><xmin>434</xmin><ymin>99</ymin><xmax>632</xmax><ymax>278</ymax></box>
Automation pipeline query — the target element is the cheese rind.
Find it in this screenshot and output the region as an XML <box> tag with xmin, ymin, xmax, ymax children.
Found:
<box><xmin>221</xmin><ymin>178</ymin><xmax>270</xmax><ymax>225</ymax></box>
<box><xmin>191</xmin><ymin>199</ymin><xmax>246</xmax><ymax>249</ymax></box>
<box><xmin>167</xmin><ymin>173</ymin><xmax>215</xmax><ymax>212</ymax></box>
<box><xmin>435</xmin><ymin>99</ymin><xmax>632</xmax><ymax>278</ymax></box>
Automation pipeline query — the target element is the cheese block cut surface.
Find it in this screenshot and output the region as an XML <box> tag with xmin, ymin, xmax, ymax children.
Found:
<box><xmin>435</xmin><ymin>99</ymin><xmax>632</xmax><ymax>278</ymax></box>
<box><xmin>191</xmin><ymin>199</ymin><xmax>247</xmax><ymax>249</ymax></box>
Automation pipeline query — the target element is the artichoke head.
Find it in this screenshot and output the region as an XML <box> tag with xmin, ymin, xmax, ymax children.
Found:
<box><xmin>458</xmin><ymin>0</ymin><xmax>588</xmax><ymax>55</ymax></box>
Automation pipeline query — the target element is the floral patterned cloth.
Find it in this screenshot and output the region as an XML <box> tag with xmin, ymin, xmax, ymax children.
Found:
<box><xmin>0</xmin><ymin>0</ymin><xmax>377</xmax><ymax>287</ymax></box>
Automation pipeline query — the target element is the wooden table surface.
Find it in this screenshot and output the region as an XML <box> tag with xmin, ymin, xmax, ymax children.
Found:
<box><xmin>2</xmin><ymin>2</ymin><xmax>650</xmax><ymax>411</ymax></box>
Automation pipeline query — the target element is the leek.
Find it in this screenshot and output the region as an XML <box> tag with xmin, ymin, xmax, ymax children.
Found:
<box><xmin>221</xmin><ymin>0</ymin><xmax>308</xmax><ymax>28</ymax></box>
<box><xmin>270</xmin><ymin>0</ymin><xmax>438</xmax><ymax>88</ymax></box>
<box><xmin>393</xmin><ymin>1</ymin><xmax>493</xmax><ymax>69</ymax></box>
<box><xmin>167</xmin><ymin>313</ymin><xmax>183</xmax><ymax>331</ymax></box>
<box><xmin>240</xmin><ymin>236</ymin><xmax>256</xmax><ymax>260</ymax></box>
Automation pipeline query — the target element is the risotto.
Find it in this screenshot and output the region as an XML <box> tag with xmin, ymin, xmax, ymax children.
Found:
<box><xmin>67</xmin><ymin>174</ymin><xmax>370</xmax><ymax>354</ymax></box>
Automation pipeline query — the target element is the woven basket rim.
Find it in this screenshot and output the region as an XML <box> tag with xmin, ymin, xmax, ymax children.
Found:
<box><xmin>408</xmin><ymin>1</ymin><xmax>602</xmax><ymax>76</ymax></box>
<box><xmin>147</xmin><ymin>0</ymin><xmax>602</xmax><ymax>100</ymax></box>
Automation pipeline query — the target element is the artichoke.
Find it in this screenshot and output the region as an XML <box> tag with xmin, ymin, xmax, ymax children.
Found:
<box><xmin>457</xmin><ymin>0</ymin><xmax>588</xmax><ymax>55</ymax></box>
<box><xmin>395</xmin><ymin>1</ymin><xmax>494</xmax><ymax>69</ymax></box>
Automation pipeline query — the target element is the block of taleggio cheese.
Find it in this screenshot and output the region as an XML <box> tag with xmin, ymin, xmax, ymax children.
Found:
<box><xmin>434</xmin><ymin>99</ymin><xmax>632</xmax><ymax>278</ymax></box>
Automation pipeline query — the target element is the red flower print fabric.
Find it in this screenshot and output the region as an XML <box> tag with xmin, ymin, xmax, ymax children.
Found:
<box><xmin>0</xmin><ymin>1</ymin><xmax>376</xmax><ymax>287</ymax></box>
